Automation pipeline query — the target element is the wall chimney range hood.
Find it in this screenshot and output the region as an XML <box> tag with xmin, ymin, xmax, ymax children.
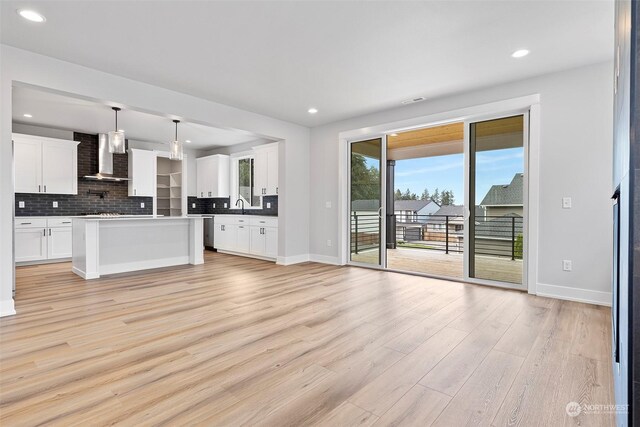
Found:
<box><xmin>83</xmin><ymin>133</ymin><xmax>130</xmax><ymax>181</ymax></box>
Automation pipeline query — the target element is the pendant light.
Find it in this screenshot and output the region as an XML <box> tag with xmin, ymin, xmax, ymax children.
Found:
<box><xmin>108</xmin><ymin>107</ymin><xmax>126</xmax><ymax>154</ymax></box>
<box><xmin>170</xmin><ymin>119</ymin><xmax>183</xmax><ymax>160</ymax></box>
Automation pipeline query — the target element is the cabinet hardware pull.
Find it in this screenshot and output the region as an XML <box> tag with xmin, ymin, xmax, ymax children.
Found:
<box><xmin>49</xmin><ymin>229</ymin><xmax>51</xmax><ymax>236</ymax></box>
<box><xmin>38</xmin><ymin>185</ymin><xmax>41</xmax><ymax>193</ymax></box>
<box><xmin>43</xmin><ymin>228</ymin><xmax>46</xmax><ymax>236</ymax></box>
<box><xmin>44</xmin><ymin>185</ymin><xmax>47</xmax><ymax>193</ymax></box>
<box><xmin>20</xmin><ymin>222</ymin><xmax>32</xmax><ymax>225</ymax></box>
<box><xmin>276</xmin><ymin>187</ymin><xmax>278</xmax><ymax>194</ymax></box>
<box><xmin>134</xmin><ymin>189</ymin><xmax>137</xmax><ymax>195</ymax></box>
<box><xmin>62</xmin><ymin>221</ymin><xmax>71</xmax><ymax>224</ymax></box>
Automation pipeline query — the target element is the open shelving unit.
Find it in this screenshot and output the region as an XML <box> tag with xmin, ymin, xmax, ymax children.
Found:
<box><xmin>156</xmin><ymin>158</ymin><xmax>183</xmax><ymax>216</ymax></box>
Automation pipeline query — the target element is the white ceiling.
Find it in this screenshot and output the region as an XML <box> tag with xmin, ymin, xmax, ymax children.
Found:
<box><xmin>12</xmin><ymin>86</ymin><xmax>262</xmax><ymax>149</ymax></box>
<box><xmin>1</xmin><ymin>1</ymin><xmax>613</xmax><ymax>127</ymax></box>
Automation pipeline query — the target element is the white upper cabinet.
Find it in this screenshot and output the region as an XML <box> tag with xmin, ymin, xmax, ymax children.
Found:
<box><xmin>196</xmin><ymin>154</ymin><xmax>230</xmax><ymax>198</ymax></box>
<box><xmin>128</xmin><ymin>149</ymin><xmax>156</xmax><ymax>197</ymax></box>
<box><xmin>13</xmin><ymin>134</ymin><xmax>78</xmax><ymax>195</ymax></box>
<box><xmin>253</xmin><ymin>142</ymin><xmax>279</xmax><ymax>196</ymax></box>
<box><xmin>42</xmin><ymin>140</ymin><xmax>78</xmax><ymax>194</ymax></box>
<box><xmin>14</xmin><ymin>137</ymin><xmax>42</xmax><ymax>193</ymax></box>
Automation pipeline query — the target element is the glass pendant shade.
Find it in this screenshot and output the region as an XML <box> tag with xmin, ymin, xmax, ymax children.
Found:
<box><xmin>170</xmin><ymin>139</ymin><xmax>183</xmax><ymax>160</ymax></box>
<box><xmin>108</xmin><ymin>130</ymin><xmax>126</xmax><ymax>154</ymax></box>
<box><xmin>170</xmin><ymin>119</ymin><xmax>183</xmax><ymax>160</ymax></box>
<box><xmin>108</xmin><ymin>107</ymin><xmax>126</xmax><ymax>154</ymax></box>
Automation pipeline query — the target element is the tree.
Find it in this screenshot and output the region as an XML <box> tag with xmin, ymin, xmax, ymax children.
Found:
<box><xmin>394</xmin><ymin>189</ymin><xmax>402</xmax><ymax>200</ymax></box>
<box><xmin>350</xmin><ymin>153</ymin><xmax>380</xmax><ymax>202</ymax></box>
<box><xmin>440</xmin><ymin>190</ymin><xmax>455</xmax><ymax>205</ymax></box>
<box><xmin>431</xmin><ymin>188</ymin><xmax>440</xmax><ymax>204</ymax></box>
<box><xmin>420</xmin><ymin>188</ymin><xmax>430</xmax><ymax>200</ymax></box>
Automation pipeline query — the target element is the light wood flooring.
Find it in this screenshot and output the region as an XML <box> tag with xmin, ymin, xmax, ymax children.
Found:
<box><xmin>353</xmin><ymin>247</ymin><xmax>523</xmax><ymax>284</ymax></box>
<box><xmin>1</xmin><ymin>251</ymin><xmax>614</xmax><ymax>426</ymax></box>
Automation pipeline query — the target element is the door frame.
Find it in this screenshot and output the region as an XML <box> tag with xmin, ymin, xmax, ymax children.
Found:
<box><xmin>346</xmin><ymin>136</ymin><xmax>388</xmax><ymax>269</ymax></box>
<box><xmin>463</xmin><ymin>110</ymin><xmax>530</xmax><ymax>291</ymax></box>
<box><xmin>338</xmin><ymin>94</ymin><xmax>540</xmax><ymax>294</ymax></box>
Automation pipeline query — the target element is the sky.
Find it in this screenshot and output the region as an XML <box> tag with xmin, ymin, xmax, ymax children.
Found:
<box><xmin>394</xmin><ymin>147</ymin><xmax>524</xmax><ymax>205</ymax></box>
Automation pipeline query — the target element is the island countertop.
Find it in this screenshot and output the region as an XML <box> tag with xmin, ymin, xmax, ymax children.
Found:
<box><xmin>72</xmin><ymin>216</ymin><xmax>204</xmax><ymax>279</ymax></box>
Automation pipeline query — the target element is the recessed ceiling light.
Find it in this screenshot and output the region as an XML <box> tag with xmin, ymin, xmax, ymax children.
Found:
<box><xmin>185</xmin><ymin>140</ymin><xmax>192</xmax><ymax>143</ymax></box>
<box><xmin>511</xmin><ymin>49</ymin><xmax>529</xmax><ymax>58</ymax></box>
<box><xmin>390</xmin><ymin>133</ymin><xmax>398</xmax><ymax>137</ymax></box>
<box><xmin>23</xmin><ymin>113</ymin><xmax>33</xmax><ymax>118</ymax></box>
<box><xmin>308</xmin><ymin>108</ymin><xmax>318</xmax><ymax>114</ymax></box>
<box><xmin>17</xmin><ymin>9</ymin><xmax>46</xmax><ymax>23</ymax></box>
<box><xmin>118</xmin><ymin>129</ymin><xmax>124</xmax><ymax>132</ymax></box>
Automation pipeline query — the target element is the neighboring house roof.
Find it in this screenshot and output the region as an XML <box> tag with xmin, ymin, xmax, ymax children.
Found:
<box><xmin>425</xmin><ymin>205</ymin><xmax>465</xmax><ymax>225</ymax></box>
<box><xmin>480</xmin><ymin>173</ymin><xmax>524</xmax><ymax>206</ymax></box>
<box><xmin>425</xmin><ymin>205</ymin><xmax>486</xmax><ymax>225</ymax></box>
<box><xmin>351</xmin><ymin>199</ymin><xmax>379</xmax><ymax>211</ymax></box>
<box><xmin>394</xmin><ymin>199</ymin><xmax>438</xmax><ymax>212</ymax></box>
<box><xmin>476</xmin><ymin>213</ymin><xmax>523</xmax><ymax>239</ymax></box>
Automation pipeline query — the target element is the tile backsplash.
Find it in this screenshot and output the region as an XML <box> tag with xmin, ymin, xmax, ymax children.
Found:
<box><xmin>188</xmin><ymin>196</ymin><xmax>278</xmax><ymax>216</ymax></box>
<box><xmin>15</xmin><ymin>132</ymin><xmax>153</xmax><ymax>216</ymax></box>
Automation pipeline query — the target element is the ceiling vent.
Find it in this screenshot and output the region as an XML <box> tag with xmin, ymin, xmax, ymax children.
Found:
<box><xmin>401</xmin><ymin>97</ymin><xmax>426</xmax><ymax>105</ymax></box>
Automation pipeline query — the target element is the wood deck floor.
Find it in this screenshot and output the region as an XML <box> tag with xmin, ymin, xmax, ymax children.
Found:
<box><xmin>352</xmin><ymin>247</ymin><xmax>523</xmax><ymax>284</ymax></box>
<box><xmin>1</xmin><ymin>252</ymin><xmax>614</xmax><ymax>426</ymax></box>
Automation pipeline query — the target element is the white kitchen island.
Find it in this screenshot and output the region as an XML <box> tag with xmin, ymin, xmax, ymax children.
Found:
<box><xmin>71</xmin><ymin>216</ymin><xmax>204</xmax><ymax>279</ymax></box>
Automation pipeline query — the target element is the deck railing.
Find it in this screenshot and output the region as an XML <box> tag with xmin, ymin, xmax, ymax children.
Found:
<box><xmin>351</xmin><ymin>212</ymin><xmax>523</xmax><ymax>259</ymax></box>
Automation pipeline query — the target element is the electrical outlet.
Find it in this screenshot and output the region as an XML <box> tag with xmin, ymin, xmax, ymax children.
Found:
<box><xmin>140</xmin><ymin>202</ymin><xmax>145</xmax><ymax>208</ymax></box>
<box><xmin>326</xmin><ymin>201</ymin><xmax>332</xmax><ymax>208</ymax></box>
<box><xmin>327</xmin><ymin>239</ymin><xmax>332</xmax><ymax>247</ymax></box>
<box><xmin>224</xmin><ymin>203</ymin><xmax>227</xmax><ymax>208</ymax></box>
<box><xmin>192</xmin><ymin>203</ymin><xmax>196</xmax><ymax>209</ymax></box>
<box><xmin>52</xmin><ymin>201</ymin><xmax>58</xmax><ymax>208</ymax></box>
<box><xmin>562</xmin><ymin>197</ymin><xmax>572</xmax><ymax>209</ymax></box>
<box><xmin>213</xmin><ymin>203</ymin><xmax>216</xmax><ymax>208</ymax></box>
<box><xmin>563</xmin><ymin>260</ymin><xmax>572</xmax><ymax>271</ymax></box>
<box><xmin>18</xmin><ymin>201</ymin><xmax>25</xmax><ymax>208</ymax></box>
<box><xmin>266</xmin><ymin>202</ymin><xmax>271</xmax><ymax>208</ymax></box>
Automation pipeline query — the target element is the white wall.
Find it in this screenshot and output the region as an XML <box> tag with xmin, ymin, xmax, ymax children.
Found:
<box><xmin>0</xmin><ymin>45</ymin><xmax>310</xmax><ymax>316</ymax></box>
<box><xmin>309</xmin><ymin>61</ymin><xmax>614</xmax><ymax>304</ymax></box>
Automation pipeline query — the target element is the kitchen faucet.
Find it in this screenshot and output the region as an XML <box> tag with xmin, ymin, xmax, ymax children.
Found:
<box><xmin>235</xmin><ymin>198</ymin><xmax>245</xmax><ymax>215</ymax></box>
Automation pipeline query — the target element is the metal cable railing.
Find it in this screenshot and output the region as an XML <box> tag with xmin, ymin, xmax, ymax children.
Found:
<box><xmin>350</xmin><ymin>212</ymin><xmax>523</xmax><ymax>260</ymax></box>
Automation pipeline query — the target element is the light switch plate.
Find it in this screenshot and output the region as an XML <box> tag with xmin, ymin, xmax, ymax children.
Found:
<box><xmin>213</xmin><ymin>203</ymin><xmax>216</xmax><ymax>208</ymax></box>
<box><xmin>224</xmin><ymin>203</ymin><xmax>227</xmax><ymax>208</ymax></box>
<box><xmin>140</xmin><ymin>202</ymin><xmax>145</xmax><ymax>208</ymax></box>
<box><xmin>266</xmin><ymin>202</ymin><xmax>271</xmax><ymax>208</ymax></box>
<box><xmin>192</xmin><ymin>203</ymin><xmax>196</xmax><ymax>209</ymax></box>
<box><xmin>326</xmin><ymin>201</ymin><xmax>332</xmax><ymax>208</ymax></box>
<box><xmin>52</xmin><ymin>201</ymin><xmax>58</xmax><ymax>208</ymax></box>
<box><xmin>563</xmin><ymin>260</ymin><xmax>572</xmax><ymax>271</ymax></box>
<box><xmin>562</xmin><ymin>197</ymin><xmax>572</xmax><ymax>209</ymax></box>
<box><xmin>18</xmin><ymin>201</ymin><xmax>25</xmax><ymax>208</ymax></box>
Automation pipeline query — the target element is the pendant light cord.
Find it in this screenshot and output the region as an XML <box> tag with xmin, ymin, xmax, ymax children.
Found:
<box><xmin>174</xmin><ymin>119</ymin><xmax>180</xmax><ymax>140</ymax></box>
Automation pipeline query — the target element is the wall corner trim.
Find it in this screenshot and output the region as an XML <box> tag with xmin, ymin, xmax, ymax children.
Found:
<box><xmin>536</xmin><ymin>282</ymin><xmax>612</xmax><ymax>306</ymax></box>
<box><xmin>0</xmin><ymin>299</ymin><xmax>16</xmax><ymax>317</ymax></box>
<box><xmin>276</xmin><ymin>254</ymin><xmax>310</xmax><ymax>266</ymax></box>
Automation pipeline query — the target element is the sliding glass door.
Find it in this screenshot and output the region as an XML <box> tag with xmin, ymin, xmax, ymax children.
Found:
<box><xmin>349</xmin><ymin>137</ymin><xmax>386</xmax><ymax>267</ymax></box>
<box><xmin>468</xmin><ymin>114</ymin><xmax>526</xmax><ymax>287</ymax></box>
<box><xmin>346</xmin><ymin>113</ymin><xmax>528</xmax><ymax>289</ymax></box>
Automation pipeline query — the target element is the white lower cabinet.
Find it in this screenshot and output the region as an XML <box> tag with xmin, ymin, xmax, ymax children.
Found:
<box><xmin>15</xmin><ymin>217</ymin><xmax>73</xmax><ymax>263</ymax></box>
<box><xmin>48</xmin><ymin>227</ymin><xmax>73</xmax><ymax>259</ymax></box>
<box><xmin>214</xmin><ymin>215</ymin><xmax>278</xmax><ymax>260</ymax></box>
<box><xmin>15</xmin><ymin>227</ymin><xmax>47</xmax><ymax>262</ymax></box>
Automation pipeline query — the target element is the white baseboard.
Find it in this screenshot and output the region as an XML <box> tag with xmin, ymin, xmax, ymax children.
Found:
<box><xmin>0</xmin><ymin>299</ymin><xmax>16</xmax><ymax>317</ymax></box>
<box><xmin>309</xmin><ymin>254</ymin><xmax>342</xmax><ymax>265</ymax></box>
<box><xmin>536</xmin><ymin>283</ymin><xmax>611</xmax><ymax>306</ymax></box>
<box><xmin>276</xmin><ymin>254</ymin><xmax>310</xmax><ymax>266</ymax></box>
